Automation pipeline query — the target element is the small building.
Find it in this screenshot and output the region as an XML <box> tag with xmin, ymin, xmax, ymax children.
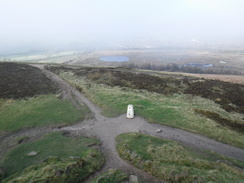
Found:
<box><xmin>126</xmin><ymin>104</ymin><xmax>134</xmax><ymax>119</ymax></box>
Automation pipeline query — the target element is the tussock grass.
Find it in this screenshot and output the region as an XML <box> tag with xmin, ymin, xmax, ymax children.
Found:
<box><xmin>2</xmin><ymin>151</ymin><xmax>103</xmax><ymax>183</ymax></box>
<box><xmin>58</xmin><ymin>72</ymin><xmax>244</xmax><ymax>148</ymax></box>
<box><xmin>88</xmin><ymin>169</ymin><xmax>128</xmax><ymax>183</ymax></box>
<box><xmin>0</xmin><ymin>94</ymin><xmax>84</xmax><ymax>132</ymax></box>
<box><xmin>1</xmin><ymin>132</ymin><xmax>103</xmax><ymax>177</ymax></box>
<box><xmin>116</xmin><ymin>133</ymin><xmax>244</xmax><ymax>183</ymax></box>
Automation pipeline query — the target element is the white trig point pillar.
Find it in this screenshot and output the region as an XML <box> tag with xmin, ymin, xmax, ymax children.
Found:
<box><xmin>126</xmin><ymin>104</ymin><xmax>134</xmax><ymax>119</ymax></box>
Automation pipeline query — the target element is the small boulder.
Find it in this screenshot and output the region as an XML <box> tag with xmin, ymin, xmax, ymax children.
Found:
<box><xmin>155</xmin><ymin>129</ymin><xmax>162</xmax><ymax>133</ymax></box>
<box><xmin>130</xmin><ymin>152</ymin><xmax>137</xmax><ymax>159</ymax></box>
<box><xmin>27</xmin><ymin>151</ymin><xmax>38</xmax><ymax>156</ymax></box>
<box><xmin>129</xmin><ymin>175</ymin><xmax>139</xmax><ymax>183</ymax></box>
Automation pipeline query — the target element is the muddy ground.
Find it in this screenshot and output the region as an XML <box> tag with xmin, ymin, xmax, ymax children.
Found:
<box><xmin>48</xmin><ymin>66</ymin><xmax>244</xmax><ymax>114</ymax></box>
<box><xmin>0</xmin><ymin>62</ymin><xmax>58</xmax><ymax>99</ymax></box>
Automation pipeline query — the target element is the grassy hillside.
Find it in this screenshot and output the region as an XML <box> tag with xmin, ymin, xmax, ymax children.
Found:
<box><xmin>1</xmin><ymin>132</ymin><xmax>104</xmax><ymax>182</ymax></box>
<box><xmin>48</xmin><ymin>66</ymin><xmax>244</xmax><ymax>114</ymax></box>
<box><xmin>0</xmin><ymin>94</ymin><xmax>84</xmax><ymax>132</ymax></box>
<box><xmin>0</xmin><ymin>63</ymin><xmax>88</xmax><ymax>134</ymax></box>
<box><xmin>48</xmin><ymin>66</ymin><xmax>244</xmax><ymax>148</ymax></box>
<box><xmin>0</xmin><ymin>62</ymin><xmax>58</xmax><ymax>99</ymax></box>
<box><xmin>116</xmin><ymin>133</ymin><xmax>244</xmax><ymax>183</ymax></box>
<box><xmin>0</xmin><ymin>62</ymin><xmax>97</xmax><ymax>182</ymax></box>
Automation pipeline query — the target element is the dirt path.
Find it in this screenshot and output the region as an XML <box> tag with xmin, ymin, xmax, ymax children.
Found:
<box><xmin>2</xmin><ymin>64</ymin><xmax>243</xmax><ymax>183</ymax></box>
<box><xmin>35</xmin><ymin>65</ymin><xmax>163</xmax><ymax>183</ymax></box>
<box><xmin>37</xmin><ymin>65</ymin><xmax>244</xmax><ymax>181</ymax></box>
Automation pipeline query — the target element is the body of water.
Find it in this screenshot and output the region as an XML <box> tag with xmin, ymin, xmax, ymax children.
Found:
<box><xmin>183</xmin><ymin>63</ymin><xmax>213</xmax><ymax>68</ymax></box>
<box><xmin>99</xmin><ymin>56</ymin><xmax>129</xmax><ymax>62</ymax></box>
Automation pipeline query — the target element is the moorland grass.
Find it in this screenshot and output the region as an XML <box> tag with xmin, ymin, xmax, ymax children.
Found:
<box><xmin>0</xmin><ymin>94</ymin><xmax>84</xmax><ymax>132</ymax></box>
<box><xmin>58</xmin><ymin>72</ymin><xmax>244</xmax><ymax>148</ymax></box>
<box><xmin>116</xmin><ymin>133</ymin><xmax>244</xmax><ymax>183</ymax></box>
<box><xmin>1</xmin><ymin>131</ymin><xmax>103</xmax><ymax>176</ymax></box>
<box><xmin>88</xmin><ymin>169</ymin><xmax>128</xmax><ymax>183</ymax></box>
<box><xmin>2</xmin><ymin>153</ymin><xmax>104</xmax><ymax>183</ymax></box>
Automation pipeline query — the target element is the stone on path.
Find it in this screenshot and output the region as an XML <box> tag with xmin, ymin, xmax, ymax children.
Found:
<box><xmin>27</xmin><ymin>151</ymin><xmax>38</xmax><ymax>156</ymax></box>
<box><xmin>129</xmin><ymin>175</ymin><xmax>139</xmax><ymax>183</ymax></box>
<box><xmin>155</xmin><ymin>129</ymin><xmax>162</xmax><ymax>133</ymax></box>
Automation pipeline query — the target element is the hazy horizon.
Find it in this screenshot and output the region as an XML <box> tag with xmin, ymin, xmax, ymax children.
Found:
<box><xmin>1</xmin><ymin>0</ymin><xmax>244</xmax><ymax>54</ymax></box>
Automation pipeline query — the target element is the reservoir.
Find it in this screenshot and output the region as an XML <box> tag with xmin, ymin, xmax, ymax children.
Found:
<box><xmin>99</xmin><ymin>56</ymin><xmax>129</xmax><ymax>62</ymax></box>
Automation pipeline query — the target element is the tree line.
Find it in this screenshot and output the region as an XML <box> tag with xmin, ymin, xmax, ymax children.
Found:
<box><xmin>121</xmin><ymin>62</ymin><xmax>243</xmax><ymax>75</ymax></box>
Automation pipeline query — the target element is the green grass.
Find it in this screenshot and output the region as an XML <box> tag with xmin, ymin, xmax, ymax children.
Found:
<box><xmin>0</xmin><ymin>94</ymin><xmax>84</xmax><ymax>132</ymax></box>
<box><xmin>116</xmin><ymin>133</ymin><xmax>244</xmax><ymax>183</ymax></box>
<box><xmin>1</xmin><ymin>131</ymin><xmax>103</xmax><ymax>176</ymax></box>
<box><xmin>2</xmin><ymin>153</ymin><xmax>104</xmax><ymax>183</ymax></box>
<box><xmin>88</xmin><ymin>169</ymin><xmax>128</xmax><ymax>183</ymax></box>
<box><xmin>58</xmin><ymin>72</ymin><xmax>244</xmax><ymax>148</ymax></box>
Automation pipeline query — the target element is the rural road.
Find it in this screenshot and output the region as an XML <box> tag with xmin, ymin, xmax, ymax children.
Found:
<box><xmin>11</xmin><ymin>65</ymin><xmax>244</xmax><ymax>183</ymax></box>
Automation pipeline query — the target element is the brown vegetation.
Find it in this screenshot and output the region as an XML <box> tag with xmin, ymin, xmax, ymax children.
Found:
<box><xmin>48</xmin><ymin>66</ymin><xmax>244</xmax><ymax>114</ymax></box>
<box><xmin>195</xmin><ymin>109</ymin><xmax>244</xmax><ymax>133</ymax></box>
<box><xmin>164</xmin><ymin>72</ymin><xmax>244</xmax><ymax>85</ymax></box>
<box><xmin>71</xmin><ymin>49</ymin><xmax>244</xmax><ymax>70</ymax></box>
<box><xmin>185</xmin><ymin>80</ymin><xmax>244</xmax><ymax>113</ymax></box>
<box><xmin>0</xmin><ymin>63</ymin><xmax>58</xmax><ymax>99</ymax></box>
<box><xmin>122</xmin><ymin>62</ymin><xmax>243</xmax><ymax>75</ymax></box>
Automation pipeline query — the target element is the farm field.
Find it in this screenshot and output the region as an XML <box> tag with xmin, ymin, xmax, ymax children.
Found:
<box><xmin>0</xmin><ymin>50</ymin><xmax>81</xmax><ymax>63</ymax></box>
<box><xmin>70</xmin><ymin>48</ymin><xmax>244</xmax><ymax>70</ymax></box>
<box><xmin>2</xmin><ymin>48</ymin><xmax>244</xmax><ymax>70</ymax></box>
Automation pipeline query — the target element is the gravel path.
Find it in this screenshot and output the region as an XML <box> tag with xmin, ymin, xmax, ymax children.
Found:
<box><xmin>2</xmin><ymin>64</ymin><xmax>243</xmax><ymax>183</ymax></box>
<box><xmin>38</xmin><ymin>65</ymin><xmax>244</xmax><ymax>182</ymax></box>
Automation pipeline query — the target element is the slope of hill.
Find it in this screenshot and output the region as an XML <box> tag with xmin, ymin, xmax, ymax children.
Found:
<box><xmin>0</xmin><ymin>62</ymin><xmax>58</xmax><ymax>99</ymax></box>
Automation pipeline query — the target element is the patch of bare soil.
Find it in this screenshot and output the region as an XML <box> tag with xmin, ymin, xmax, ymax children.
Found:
<box><xmin>0</xmin><ymin>62</ymin><xmax>58</xmax><ymax>99</ymax></box>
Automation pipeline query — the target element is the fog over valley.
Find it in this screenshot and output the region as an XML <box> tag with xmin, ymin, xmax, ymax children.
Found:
<box><xmin>1</xmin><ymin>1</ymin><xmax>244</xmax><ymax>183</ymax></box>
<box><xmin>1</xmin><ymin>0</ymin><xmax>244</xmax><ymax>54</ymax></box>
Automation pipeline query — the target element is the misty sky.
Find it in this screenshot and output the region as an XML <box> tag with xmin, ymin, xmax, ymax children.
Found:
<box><xmin>1</xmin><ymin>0</ymin><xmax>244</xmax><ymax>52</ymax></box>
